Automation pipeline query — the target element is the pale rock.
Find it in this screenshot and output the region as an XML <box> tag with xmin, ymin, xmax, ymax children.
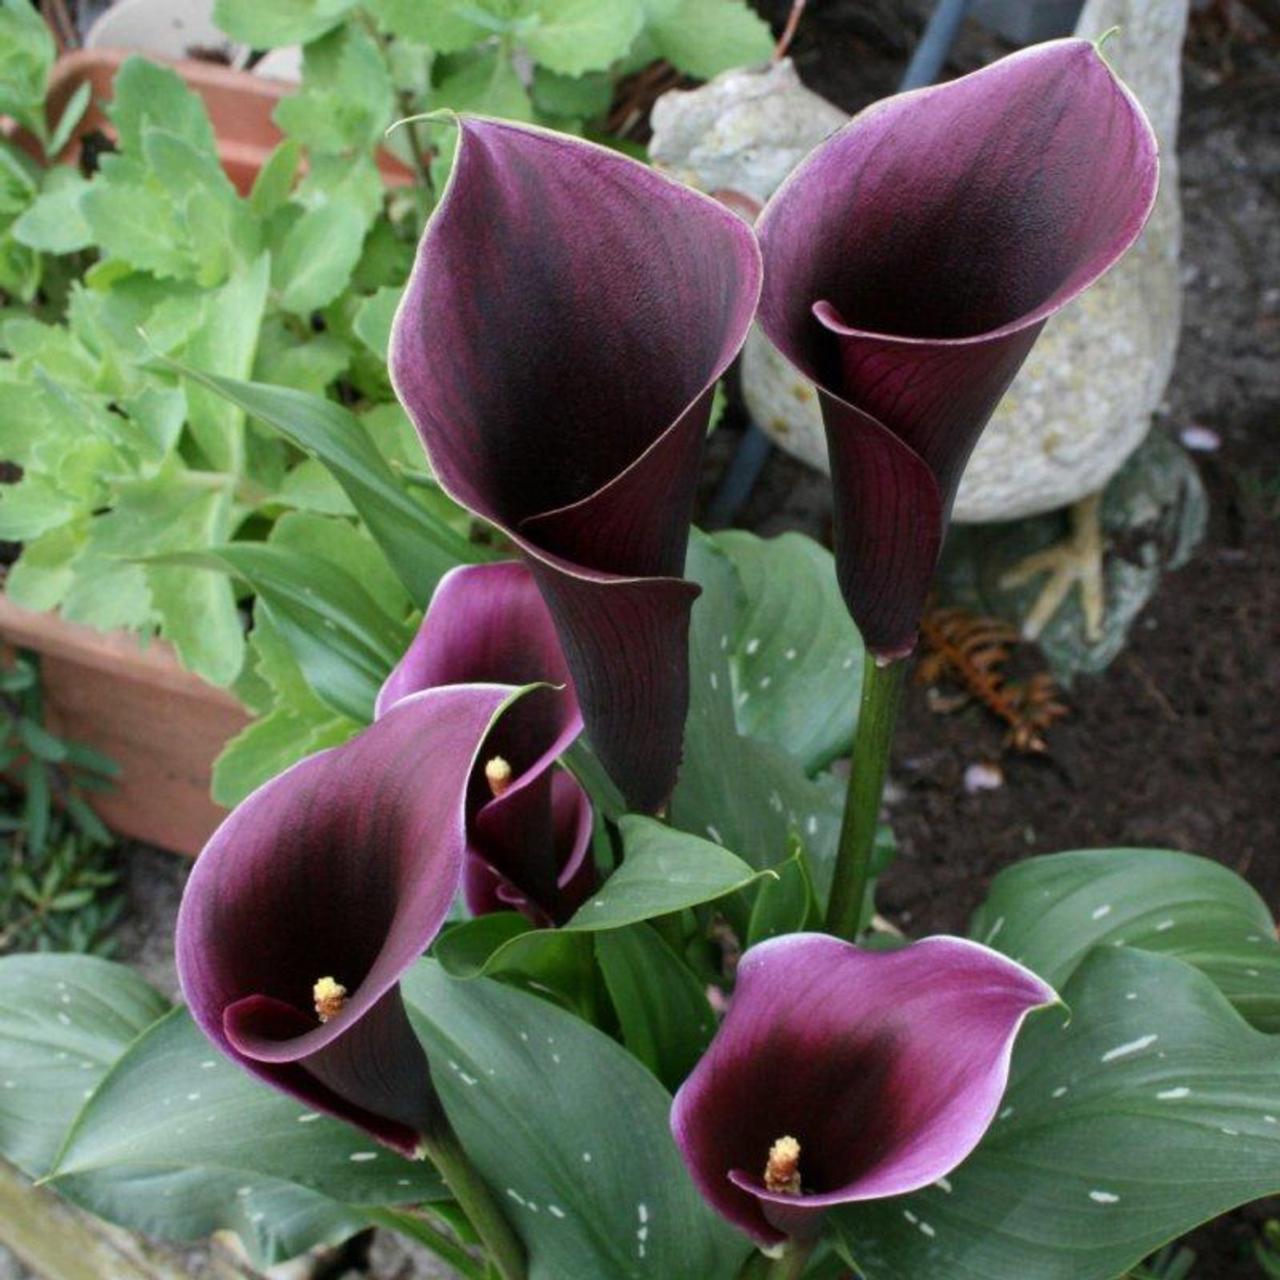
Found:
<box><xmin>649</xmin><ymin>59</ymin><xmax>845</xmax><ymax>205</ymax></box>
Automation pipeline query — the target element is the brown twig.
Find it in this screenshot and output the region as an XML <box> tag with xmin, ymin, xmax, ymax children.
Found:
<box><xmin>917</xmin><ymin>605</ymin><xmax>1069</xmax><ymax>753</ymax></box>
<box><xmin>774</xmin><ymin>0</ymin><xmax>808</xmax><ymax>61</ymax></box>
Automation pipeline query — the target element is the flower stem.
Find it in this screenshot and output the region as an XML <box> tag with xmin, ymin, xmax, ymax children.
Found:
<box><xmin>824</xmin><ymin>652</ymin><xmax>907</xmax><ymax>942</ymax></box>
<box><xmin>419</xmin><ymin>1129</ymin><xmax>526</xmax><ymax>1280</ymax></box>
<box><xmin>765</xmin><ymin>1238</ymin><xmax>817</xmax><ymax>1280</ymax></box>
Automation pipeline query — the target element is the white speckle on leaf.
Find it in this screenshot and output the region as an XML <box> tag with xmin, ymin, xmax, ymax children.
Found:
<box><xmin>1102</xmin><ymin>1034</ymin><xmax>1157</xmax><ymax>1062</ymax></box>
<box><xmin>1156</xmin><ymin>1087</ymin><xmax>1189</xmax><ymax>1100</ymax></box>
<box><xmin>709</xmin><ymin>672</ymin><xmax>718</xmax><ymax>690</ymax></box>
<box><xmin>582</xmin><ymin>1151</ymin><xmax>592</xmax><ymax>1162</ymax></box>
<box><xmin>806</xmin><ymin>815</ymin><xmax>818</xmax><ymax>835</ymax></box>
<box><xmin>637</xmin><ymin>1203</ymin><xmax>649</xmax><ymax>1224</ymax></box>
<box><xmin>349</xmin><ymin>1152</ymin><xmax>377</xmax><ymax>1162</ymax></box>
<box><xmin>200</xmin><ymin>1060</ymin><xmax>216</xmax><ymax>1069</ymax></box>
<box><xmin>548</xmin><ymin>1204</ymin><xmax>566</xmax><ymax>1219</ymax></box>
<box><xmin>1052</xmin><ymin>1086</ymin><xmax>1068</xmax><ymax>1098</ymax></box>
<box><xmin>1125</xmin><ymin>992</ymin><xmax>1138</xmax><ymax>1001</ymax></box>
<box><xmin>1154</xmin><ymin>919</ymin><xmax>1175</xmax><ymax>932</ymax></box>
<box><xmin>1089</xmin><ymin>1190</ymin><xmax>1120</xmax><ymax>1204</ymax></box>
<box><xmin>903</xmin><ymin>1210</ymin><xmax>918</xmax><ymax>1225</ymax></box>
<box><xmin>919</xmin><ymin>1221</ymin><xmax>936</xmax><ymax>1238</ymax></box>
<box><xmin>1091</xmin><ymin>904</ymin><xmax>1112</xmax><ymax>921</ymax></box>
<box><xmin>785</xmin><ymin>648</ymin><xmax>797</xmax><ymax>661</ymax></box>
<box><xmin>999</xmin><ymin>1106</ymin><xmax>1014</xmax><ymax>1121</ymax></box>
<box><xmin>985</xmin><ymin>917</ymin><xmax>1005</xmax><ymax>945</ymax></box>
<box><xmin>186</xmin><ymin>1092</ymin><xmax>200</xmax><ymax>1102</ymax></box>
<box><xmin>297</xmin><ymin>1112</ymin><xmax>320</xmax><ymax>1123</ymax></box>
<box><xmin>759</xmin><ymin>675</ymin><xmax>772</xmax><ymax>690</ymax></box>
<box><xmin>746</xmin><ymin>638</ymin><xmax>760</xmax><ymax>655</ymax></box>
<box><xmin>934</xmin><ymin>1177</ymin><xmax>952</xmax><ymax>1193</ymax></box>
<box><xmin>706</xmin><ymin>825</ymin><xmax>723</xmax><ymax>845</ymax></box>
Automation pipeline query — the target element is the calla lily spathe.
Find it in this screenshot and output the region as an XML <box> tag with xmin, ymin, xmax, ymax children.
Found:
<box><xmin>176</xmin><ymin>686</ymin><xmax>514</xmax><ymax>1155</ymax></box>
<box><xmin>378</xmin><ymin>561</ymin><xmax>594</xmax><ymax>926</ymax></box>
<box><xmin>671</xmin><ymin>934</ymin><xmax>1057</xmax><ymax>1246</ymax></box>
<box><xmin>755</xmin><ymin>39</ymin><xmax>1160</xmax><ymax>658</ymax></box>
<box><xmin>390</xmin><ymin>116</ymin><xmax>763</xmax><ymax>812</ymax></box>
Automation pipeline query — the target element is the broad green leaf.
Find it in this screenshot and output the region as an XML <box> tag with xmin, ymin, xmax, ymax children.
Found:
<box><xmin>145</xmin><ymin>489</ymin><xmax>247</xmax><ymax>687</ymax></box>
<box><xmin>212</xmin><ymin>703</ymin><xmax>358</xmax><ymax>808</ymax></box>
<box><xmin>213</xmin><ymin>0</ymin><xmax>356</xmax><ymax>47</ymax></box>
<box><xmin>155</xmin><ymin>543</ymin><xmax>406</xmax><ymax>723</ymax></box>
<box><xmin>352</xmin><ymin>284</ymin><xmax>401</xmax><ymax>359</ymax></box>
<box><xmin>249</xmin><ymin>139</ymin><xmax>301</xmax><ymax>219</ymax></box>
<box><xmin>275</xmin><ymin>200</ymin><xmax>367</xmax><ymax>316</ymax></box>
<box><xmin>671</xmin><ymin>533</ymin><xmax>843</xmax><ymax>893</ymax></box>
<box><xmin>403</xmin><ymin>960</ymin><xmax>750</xmax><ymax>1280</ymax></box>
<box><xmin>270</xmin><ymin>509</ymin><xmax>410</xmax><ymax>622</ymax></box>
<box><xmin>0</xmin><ymin>0</ymin><xmax>55</xmax><ymax>138</ymax></box>
<box><xmin>519</xmin><ymin>0</ymin><xmax>644</xmax><ymax>76</ymax></box>
<box><xmin>79</xmin><ymin>177</ymin><xmax>190</xmax><ymax>279</ymax></box>
<box><xmin>648</xmin><ymin>0</ymin><xmax>774</xmax><ymax>80</ymax></box>
<box><xmin>0</xmin><ymin>472</ymin><xmax>80</xmax><ymax>540</ymax></box>
<box><xmin>567</xmin><ymin>815</ymin><xmax>769</xmax><ymax>929</ymax></box>
<box><xmin>3</xmin><ymin>521</ymin><xmax>85</xmax><ymax>611</ymax></box>
<box><xmin>746</xmin><ymin>847</ymin><xmax>818</xmax><ymax>947</ymax></box>
<box><xmin>277</xmin><ymin>458</ymin><xmax>357</xmax><ymax>515</ymax></box>
<box><xmin>59</xmin><ymin>555</ymin><xmax>153</xmax><ymax>633</ymax></box>
<box><xmin>0</xmin><ymin>954</ymin><xmax>170</xmax><ymax>1178</ymax></box>
<box><xmin>52</xmin><ymin>1007</ymin><xmax>441</xmax><ymax>1266</ymax></box>
<box><xmin>108</xmin><ymin>56</ymin><xmax>217</xmax><ymax>157</ymax></box>
<box><xmin>253</xmin><ymin>314</ymin><xmax>349</xmax><ymax>397</ymax></box>
<box><xmin>11</xmin><ymin>170</ymin><xmax>92</xmax><ymax>254</ymax></box>
<box><xmin>371</xmin><ymin>0</ymin><xmax>502</xmax><ymax>51</ymax></box>
<box><xmin>595</xmin><ymin>924</ymin><xmax>715</xmax><ymax>1090</ymax></box>
<box><xmin>531</xmin><ymin>67</ymin><xmax>613</xmax><ymax>120</ymax></box>
<box><xmin>837</xmin><ymin>947</ymin><xmax>1280</xmax><ymax>1280</ymax></box>
<box><xmin>971</xmin><ymin>847</ymin><xmax>1280</xmax><ymax>1032</ymax></box>
<box><xmin>47</xmin><ymin>78</ymin><xmax>91</xmax><ymax>156</ymax></box>
<box><xmin>161</xmin><ymin>365</ymin><xmax>480</xmax><ymax>606</ymax></box>
<box><xmin>714</xmin><ymin>530</ymin><xmax>863</xmax><ymax>774</ymax></box>
<box><xmin>429</xmin><ymin>47</ymin><xmax>534</xmax><ymax>122</ymax></box>
<box><xmin>274</xmin><ymin>25</ymin><xmax>395</xmax><ymax>156</ymax></box>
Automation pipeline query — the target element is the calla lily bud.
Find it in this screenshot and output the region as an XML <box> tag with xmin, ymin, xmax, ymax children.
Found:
<box><xmin>390</xmin><ymin>117</ymin><xmax>763</xmax><ymax>810</ymax></box>
<box><xmin>756</xmin><ymin>39</ymin><xmax>1159</xmax><ymax>658</ymax></box>
<box><xmin>671</xmin><ymin>934</ymin><xmax>1057</xmax><ymax>1245</ymax></box>
<box><xmin>378</xmin><ymin>561</ymin><xmax>594</xmax><ymax>927</ymax></box>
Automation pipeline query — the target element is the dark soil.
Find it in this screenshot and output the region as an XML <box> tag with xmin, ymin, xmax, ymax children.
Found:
<box><xmin>707</xmin><ymin>2</ymin><xmax>1280</xmax><ymax>1274</ymax></box>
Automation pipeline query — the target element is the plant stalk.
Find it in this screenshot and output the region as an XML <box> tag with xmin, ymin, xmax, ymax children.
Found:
<box><xmin>766</xmin><ymin>1237</ymin><xmax>817</xmax><ymax>1280</ymax></box>
<box><xmin>824</xmin><ymin>652</ymin><xmax>907</xmax><ymax>942</ymax></box>
<box><xmin>419</xmin><ymin>1129</ymin><xmax>527</xmax><ymax>1280</ymax></box>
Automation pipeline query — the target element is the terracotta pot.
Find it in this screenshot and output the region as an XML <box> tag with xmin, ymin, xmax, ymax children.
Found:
<box><xmin>0</xmin><ymin>594</ymin><xmax>251</xmax><ymax>856</ymax></box>
<box><xmin>18</xmin><ymin>47</ymin><xmax>415</xmax><ymax>194</ymax></box>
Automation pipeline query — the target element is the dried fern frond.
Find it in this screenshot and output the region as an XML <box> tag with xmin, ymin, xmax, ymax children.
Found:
<box><xmin>917</xmin><ymin>606</ymin><xmax>1068</xmax><ymax>753</ymax></box>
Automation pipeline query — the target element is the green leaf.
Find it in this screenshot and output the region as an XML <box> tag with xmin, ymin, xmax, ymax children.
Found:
<box><xmin>211</xmin><ymin>702</ymin><xmax>358</xmax><ymax>807</ymax></box>
<box><xmin>11</xmin><ymin>170</ymin><xmax>92</xmax><ymax>254</ymax></box>
<box><xmin>670</xmin><ymin>532</ymin><xmax>844</xmax><ymax>893</ymax></box>
<box><xmin>248</xmin><ymin>139</ymin><xmax>301</xmax><ymax>219</ymax></box>
<box><xmin>429</xmin><ymin>47</ymin><xmax>534</xmax><ymax>121</ymax></box>
<box><xmin>836</xmin><ymin>947</ymin><xmax>1280</xmax><ymax>1280</ymax></box>
<box><xmin>160</xmin><ymin>365</ymin><xmax>480</xmax><ymax>606</ymax></box>
<box><xmin>403</xmin><ymin>960</ymin><xmax>750</xmax><ymax>1280</ymax></box>
<box><xmin>746</xmin><ymin>847</ymin><xmax>818</xmax><ymax>946</ymax></box>
<box><xmin>156</xmin><ymin>543</ymin><xmax>406</xmax><ymax>723</ymax></box>
<box><xmin>519</xmin><ymin>0</ymin><xmax>644</xmax><ymax>76</ymax></box>
<box><xmin>567</xmin><ymin>815</ymin><xmax>769</xmax><ymax>929</ymax></box>
<box><xmin>714</xmin><ymin>530</ymin><xmax>863</xmax><ymax>774</ymax></box>
<box><xmin>275</xmin><ymin>199</ymin><xmax>367</xmax><ymax>316</ymax></box>
<box><xmin>648</xmin><ymin>0</ymin><xmax>774</xmax><ymax>80</ymax></box>
<box><xmin>79</xmin><ymin>177</ymin><xmax>190</xmax><ymax>279</ymax></box>
<box><xmin>595</xmin><ymin>924</ymin><xmax>715</xmax><ymax>1090</ymax></box>
<box><xmin>352</xmin><ymin>284</ymin><xmax>401</xmax><ymax>359</ymax></box>
<box><xmin>971</xmin><ymin>847</ymin><xmax>1280</xmax><ymax>1033</ymax></box>
<box><xmin>531</xmin><ymin>67</ymin><xmax>613</xmax><ymax>120</ymax></box>
<box><xmin>47</xmin><ymin>78</ymin><xmax>91</xmax><ymax>157</ymax></box>
<box><xmin>4</xmin><ymin>521</ymin><xmax>85</xmax><ymax>611</ymax></box>
<box><xmin>51</xmin><ymin>1007</ymin><xmax>442</xmax><ymax>1266</ymax></box>
<box><xmin>108</xmin><ymin>56</ymin><xmax>217</xmax><ymax>157</ymax></box>
<box><xmin>0</xmin><ymin>0</ymin><xmax>55</xmax><ymax>139</ymax></box>
<box><xmin>213</xmin><ymin>0</ymin><xmax>357</xmax><ymax>47</ymax></box>
<box><xmin>273</xmin><ymin>25</ymin><xmax>395</xmax><ymax>156</ymax></box>
<box><xmin>371</xmin><ymin>0</ymin><xmax>501</xmax><ymax>51</ymax></box>
<box><xmin>0</xmin><ymin>954</ymin><xmax>170</xmax><ymax>1177</ymax></box>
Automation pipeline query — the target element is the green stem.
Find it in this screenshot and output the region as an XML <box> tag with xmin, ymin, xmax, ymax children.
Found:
<box><xmin>765</xmin><ymin>1238</ymin><xmax>817</xmax><ymax>1280</ymax></box>
<box><xmin>367</xmin><ymin>1206</ymin><xmax>485</xmax><ymax>1280</ymax></box>
<box><xmin>419</xmin><ymin>1129</ymin><xmax>526</xmax><ymax>1280</ymax></box>
<box><xmin>824</xmin><ymin>653</ymin><xmax>907</xmax><ymax>942</ymax></box>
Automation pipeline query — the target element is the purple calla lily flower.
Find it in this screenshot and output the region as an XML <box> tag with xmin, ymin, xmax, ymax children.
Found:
<box><xmin>377</xmin><ymin>561</ymin><xmax>594</xmax><ymax>926</ymax></box>
<box><xmin>671</xmin><ymin>934</ymin><xmax>1056</xmax><ymax>1246</ymax></box>
<box><xmin>390</xmin><ymin>117</ymin><xmax>763</xmax><ymax>811</ymax></box>
<box><xmin>755</xmin><ymin>39</ymin><xmax>1159</xmax><ymax>658</ymax></box>
<box><xmin>176</xmin><ymin>686</ymin><xmax>513</xmax><ymax>1155</ymax></box>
